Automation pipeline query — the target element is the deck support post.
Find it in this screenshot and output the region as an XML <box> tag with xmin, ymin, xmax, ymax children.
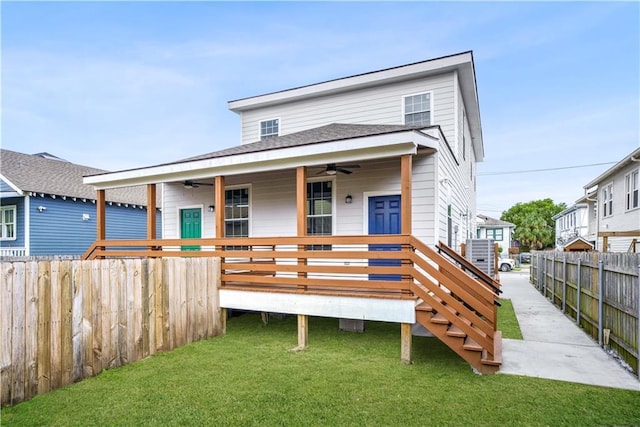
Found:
<box><xmin>220</xmin><ymin>308</ymin><xmax>227</xmax><ymax>335</ymax></box>
<box><xmin>146</xmin><ymin>184</ymin><xmax>157</xmax><ymax>251</ymax></box>
<box><xmin>401</xmin><ymin>323</ymin><xmax>412</xmax><ymax>364</ymax></box>
<box><xmin>296</xmin><ymin>314</ymin><xmax>308</xmax><ymax>350</ymax></box>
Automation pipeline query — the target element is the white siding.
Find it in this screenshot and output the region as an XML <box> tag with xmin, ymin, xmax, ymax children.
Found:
<box><xmin>595</xmin><ymin>162</ymin><xmax>640</xmax><ymax>252</ymax></box>
<box><xmin>239</xmin><ymin>73</ymin><xmax>456</xmax><ymax>147</ymax></box>
<box><xmin>161</xmin><ymin>154</ymin><xmax>436</xmax><ymax>242</ymax></box>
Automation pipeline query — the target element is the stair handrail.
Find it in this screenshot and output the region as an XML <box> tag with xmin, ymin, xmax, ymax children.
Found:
<box><xmin>436</xmin><ymin>241</ymin><xmax>502</xmax><ymax>295</ymax></box>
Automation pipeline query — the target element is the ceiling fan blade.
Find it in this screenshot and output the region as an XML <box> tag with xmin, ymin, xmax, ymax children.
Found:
<box><xmin>337</xmin><ymin>164</ymin><xmax>360</xmax><ymax>169</ymax></box>
<box><xmin>315</xmin><ymin>169</ymin><xmax>327</xmax><ymax>175</ymax></box>
<box><xmin>337</xmin><ymin>168</ymin><xmax>353</xmax><ymax>174</ymax></box>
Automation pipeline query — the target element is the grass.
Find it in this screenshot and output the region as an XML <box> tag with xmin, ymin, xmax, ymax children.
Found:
<box><xmin>498</xmin><ymin>298</ymin><xmax>524</xmax><ymax>340</ymax></box>
<box><xmin>2</xmin><ymin>313</ymin><xmax>639</xmax><ymax>426</ymax></box>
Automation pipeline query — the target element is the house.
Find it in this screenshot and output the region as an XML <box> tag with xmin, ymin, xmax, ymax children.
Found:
<box><xmin>82</xmin><ymin>51</ymin><xmax>502</xmax><ymax>373</ymax></box>
<box><xmin>582</xmin><ymin>147</ymin><xmax>640</xmax><ymax>253</ymax></box>
<box><xmin>0</xmin><ymin>149</ymin><xmax>161</xmax><ymax>257</ymax></box>
<box><xmin>475</xmin><ymin>214</ymin><xmax>515</xmax><ymax>256</ymax></box>
<box><xmin>552</xmin><ymin>203</ymin><xmax>593</xmax><ymax>252</ymax></box>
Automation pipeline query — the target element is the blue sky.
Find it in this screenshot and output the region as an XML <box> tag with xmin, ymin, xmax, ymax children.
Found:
<box><xmin>2</xmin><ymin>1</ymin><xmax>639</xmax><ymax>216</ymax></box>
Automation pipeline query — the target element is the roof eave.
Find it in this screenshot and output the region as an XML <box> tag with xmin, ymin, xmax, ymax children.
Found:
<box><xmin>583</xmin><ymin>147</ymin><xmax>640</xmax><ymax>190</ymax></box>
<box><xmin>84</xmin><ymin>131</ymin><xmax>433</xmax><ymax>190</ymax></box>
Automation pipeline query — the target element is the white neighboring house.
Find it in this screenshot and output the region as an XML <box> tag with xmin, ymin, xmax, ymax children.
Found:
<box><xmin>552</xmin><ymin>203</ymin><xmax>593</xmax><ymax>251</ymax></box>
<box><xmin>582</xmin><ymin>146</ymin><xmax>640</xmax><ymax>253</ymax></box>
<box><xmin>475</xmin><ymin>214</ymin><xmax>514</xmax><ymax>256</ymax></box>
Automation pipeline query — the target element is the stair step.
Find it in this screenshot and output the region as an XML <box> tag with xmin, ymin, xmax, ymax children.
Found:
<box><xmin>430</xmin><ymin>313</ymin><xmax>450</xmax><ymax>325</ymax></box>
<box><xmin>446</xmin><ymin>325</ymin><xmax>466</xmax><ymax>338</ymax></box>
<box><xmin>415</xmin><ymin>302</ymin><xmax>434</xmax><ymax>312</ymax></box>
<box><xmin>463</xmin><ymin>337</ymin><xmax>483</xmax><ymax>352</ymax></box>
<box><xmin>481</xmin><ymin>350</ymin><xmax>501</xmax><ymax>366</ymax></box>
<box><xmin>481</xmin><ymin>330</ymin><xmax>502</xmax><ymax>366</ymax></box>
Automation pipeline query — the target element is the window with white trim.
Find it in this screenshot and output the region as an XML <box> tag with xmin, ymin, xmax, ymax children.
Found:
<box><xmin>260</xmin><ymin>118</ymin><xmax>279</xmax><ymax>140</ymax></box>
<box><xmin>486</xmin><ymin>228</ymin><xmax>503</xmax><ymax>241</ymax></box>
<box><xmin>225</xmin><ymin>188</ymin><xmax>249</xmax><ymax>238</ymax></box>
<box><xmin>0</xmin><ymin>205</ymin><xmax>16</xmax><ymax>240</ymax></box>
<box><xmin>404</xmin><ymin>93</ymin><xmax>431</xmax><ymax>126</ymax></box>
<box><xmin>307</xmin><ymin>180</ymin><xmax>332</xmax><ymax>250</ymax></box>
<box><xmin>602</xmin><ymin>183</ymin><xmax>613</xmax><ymax>217</ymax></box>
<box><xmin>625</xmin><ymin>169</ymin><xmax>638</xmax><ymax>210</ymax></box>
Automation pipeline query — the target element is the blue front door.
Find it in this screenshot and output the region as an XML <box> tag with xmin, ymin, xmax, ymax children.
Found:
<box><xmin>368</xmin><ymin>195</ymin><xmax>401</xmax><ymax>281</ymax></box>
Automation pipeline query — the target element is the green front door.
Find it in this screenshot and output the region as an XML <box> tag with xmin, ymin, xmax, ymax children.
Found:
<box><xmin>181</xmin><ymin>208</ymin><xmax>202</xmax><ymax>251</ymax></box>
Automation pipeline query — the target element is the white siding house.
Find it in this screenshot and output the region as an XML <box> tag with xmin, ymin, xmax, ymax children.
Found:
<box><xmin>582</xmin><ymin>147</ymin><xmax>640</xmax><ymax>253</ymax></box>
<box><xmin>552</xmin><ymin>203</ymin><xmax>591</xmax><ymax>251</ymax></box>
<box><xmin>81</xmin><ymin>51</ymin><xmax>504</xmax><ymax>374</ymax></box>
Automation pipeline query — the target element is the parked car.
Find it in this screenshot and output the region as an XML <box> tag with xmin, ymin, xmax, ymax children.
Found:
<box><xmin>499</xmin><ymin>256</ymin><xmax>516</xmax><ymax>272</ymax></box>
<box><xmin>520</xmin><ymin>252</ymin><xmax>531</xmax><ymax>264</ymax></box>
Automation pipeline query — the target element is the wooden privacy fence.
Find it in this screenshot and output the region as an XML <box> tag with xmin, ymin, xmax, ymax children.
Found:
<box><xmin>1</xmin><ymin>257</ymin><xmax>222</xmax><ymax>406</ymax></box>
<box><xmin>530</xmin><ymin>251</ymin><xmax>640</xmax><ymax>377</ymax></box>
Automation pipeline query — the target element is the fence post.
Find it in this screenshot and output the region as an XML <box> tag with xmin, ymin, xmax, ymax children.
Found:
<box><xmin>576</xmin><ymin>258</ymin><xmax>581</xmax><ymax>326</ymax></box>
<box><xmin>539</xmin><ymin>253</ymin><xmax>545</xmax><ymax>294</ymax></box>
<box><xmin>562</xmin><ymin>255</ymin><xmax>567</xmax><ymax>313</ymax></box>
<box><xmin>597</xmin><ymin>259</ymin><xmax>604</xmax><ymax>347</ymax></box>
<box><xmin>637</xmin><ymin>263</ymin><xmax>640</xmax><ymax>380</ymax></box>
<box><xmin>551</xmin><ymin>252</ymin><xmax>556</xmax><ymax>304</ymax></box>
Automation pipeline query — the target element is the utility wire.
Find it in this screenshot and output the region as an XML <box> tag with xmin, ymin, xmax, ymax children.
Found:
<box><xmin>477</xmin><ymin>161</ymin><xmax>616</xmax><ymax>176</ymax></box>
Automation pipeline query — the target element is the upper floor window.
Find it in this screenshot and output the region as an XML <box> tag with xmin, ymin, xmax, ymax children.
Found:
<box><xmin>403</xmin><ymin>93</ymin><xmax>431</xmax><ymax>126</ymax></box>
<box><xmin>260</xmin><ymin>118</ymin><xmax>279</xmax><ymax>140</ymax></box>
<box><xmin>625</xmin><ymin>169</ymin><xmax>639</xmax><ymax>210</ymax></box>
<box><xmin>0</xmin><ymin>205</ymin><xmax>16</xmax><ymax>240</ymax></box>
<box><xmin>602</xmin><ymin>183</ymin><xmax>613</xmax><ymax>217</ymax></box>
<box><xmin>225</xmin><ymin>187</ymin><xmax>249</xmax><ymax>238</ymax></box>
<box><xmin>486</xmin><ymin>228</ymin><xmax>503</xmax><ymax>241</ymax></box>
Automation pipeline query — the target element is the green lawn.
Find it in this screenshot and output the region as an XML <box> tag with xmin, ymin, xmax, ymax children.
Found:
<box><xmin>498</xmin><ymin>298</ymin><xmax>524</xmax><ymax>340</ymax></box>
<box><xmin>2</xmin><ymin>313</ymin><xmax>639</xmax><ymax>426</ymax></box>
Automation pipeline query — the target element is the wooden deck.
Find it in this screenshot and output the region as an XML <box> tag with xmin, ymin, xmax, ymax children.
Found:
<box><xmin>82</xmin><ymin>235</ymin><xmax>502</xmax><ymax>374</ymax></box>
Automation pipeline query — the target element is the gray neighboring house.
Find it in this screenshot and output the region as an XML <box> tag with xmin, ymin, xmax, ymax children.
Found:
<box><xmin>0</xmin><ymin>149</ymin><xmax>161</xmax><ymax>257</ymax></box>
<box><xmin>475</xmin><ymin>214</ymin><xmax>515</xmax><ymax>256</ymax></box>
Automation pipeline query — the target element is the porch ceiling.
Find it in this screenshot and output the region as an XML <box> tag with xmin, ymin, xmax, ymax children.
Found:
<box><xmin>84</xmin><ymin>126</ymin><xmax>436</xmax><ymax>189</ymax></box>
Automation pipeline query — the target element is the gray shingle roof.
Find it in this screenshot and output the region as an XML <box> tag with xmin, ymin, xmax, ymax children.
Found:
<box><xmin>477</xmin><ymin>214</ymin><xmax>515</xmax><ymax>228</ymax></box>
<box><xmin>1</xmin><ymin>149</ymin><xmax>150</xmax><ymax>205</ymax></box>
<box><xmin>181</xmin><ymin>123</ymin><xmax>432</xmax><ymax>163</ymax></box>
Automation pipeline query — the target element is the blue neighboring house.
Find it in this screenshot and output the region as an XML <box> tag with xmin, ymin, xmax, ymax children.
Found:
<box><xmin>0</xmin><ymin>149</ymin><xmax>161</xmax><ymax>257</ymax></box>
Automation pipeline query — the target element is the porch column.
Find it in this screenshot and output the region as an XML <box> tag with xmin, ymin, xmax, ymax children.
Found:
<box><xmin>401</xmin><ymin>154</ymin><xmax>412</xmax><ymax>235</ymax></box>
<box><xmin>214</xmin><ymin>176</ymin><xmax>225</xmax><ymax>239</ymax></box>
<box><xmin>296</xmin><ymin>166</ymin><xmax>309</xmax><ymax>349</ymax></box>
<box><xmin>96</xmin><ymin>190</ymin><xmax>106</xmax><ymax>258</ymax></box>
<box><xmin>146</xmin><ymin>184</ymin><xmax>157</xmax><ymax>251</ymax></box>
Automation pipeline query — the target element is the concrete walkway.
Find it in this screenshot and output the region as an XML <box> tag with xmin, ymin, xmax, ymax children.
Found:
<box><xmin>498</xmin><ymin>267</ymin><xmax>640</xmax><ymax>391</ymax></box>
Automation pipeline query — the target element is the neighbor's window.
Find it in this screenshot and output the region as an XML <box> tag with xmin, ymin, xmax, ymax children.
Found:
<box><xmin>486</xmin><ymin>228</ymin><xmax>503</xmax><ymax>241</ymax></box>
<box><xmin>625</xmin><ymin>170</ymin><xmax>638</xmax><ymax>210</ymax></box>
<box><xmin>0</xmin><ymin>205</ymin><xmax>16</xmax><ymax>240</ymax></box>
<box><xmin>225</xmin><ymin>188</ymin><xmax>249</xmax><ymax>238</ymax></box>
<box><xmin>602</xmin><ymin>183</ymin><xmax>613</xmax><ymax>217</ymax></box>
<box><xmin>307</xmin><ymin>180</ymin><xmax>332</xmax><ymax>250</ymax></box>
<box><xmin>404</xmin><ymin>93</ymin><xmax>431</xmax><ymax>126</ymax></box>
<box><xmin>260</xmin><ymin>119</ymin><xmax>279</xmax><ymax>140</ymax></box>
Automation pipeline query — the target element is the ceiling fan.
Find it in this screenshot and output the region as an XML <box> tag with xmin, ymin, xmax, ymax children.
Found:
<box><xmin>183</xmin><ymin>180</ymin><xmax>214</xmax><ymax>189</ymax></box>
<box><xmin>316</xmin><ymin>163</ymin><xmax>361</xmax><ymax>175</ymax></box>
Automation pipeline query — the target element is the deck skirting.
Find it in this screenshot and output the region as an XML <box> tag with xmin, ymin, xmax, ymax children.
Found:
<box><xmin>220</xmin><ymin>289</ymin><xmax>416</xmax><ymax>323</ymax></box>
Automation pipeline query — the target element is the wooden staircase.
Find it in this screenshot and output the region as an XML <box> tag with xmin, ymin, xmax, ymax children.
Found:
<box><xmin>409</xmin><ymin>239</ymin><xmax>502</xmax><ymax>374</ymax></box>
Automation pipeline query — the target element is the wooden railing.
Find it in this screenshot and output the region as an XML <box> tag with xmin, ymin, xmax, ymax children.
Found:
<box><xmin>82</xmin><ymin>235</ymin><xmax>500</xmax><ymax>346</ymax></box>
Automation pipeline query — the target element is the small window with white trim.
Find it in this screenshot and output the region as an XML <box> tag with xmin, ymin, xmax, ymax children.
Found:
<box><xmin>0</xmin><ymin>205</ymin><xmax>16</xmax><ymax>240</ymax></box>
<box><xmin>404</xmin><ymin>93</ymin><xmax>431</xmax><ymax>126</ymax></box>
<box><xmin>625</xmin><ymin>169</ymin><xmax>638</xmax><ymax>210</ymax></box>
<box><xmin>260</xmin><ymin>118</ymin><xmax>279</xmax><ymax>140</ymax></box>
